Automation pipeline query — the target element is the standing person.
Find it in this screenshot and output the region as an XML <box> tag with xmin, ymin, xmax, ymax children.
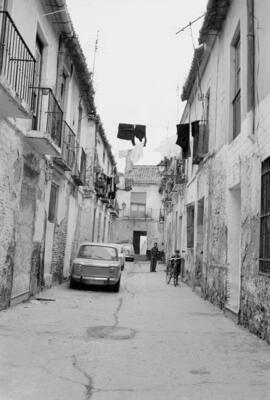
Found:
<box><xmin>171</xmin><ymin>250</ymin><xmax>181</xmax><ymax>284</ymax></box>
<box><xmin>150</xmin><ymin>242</ymin><xmax>159</xmax><ymax>272</ymax></box>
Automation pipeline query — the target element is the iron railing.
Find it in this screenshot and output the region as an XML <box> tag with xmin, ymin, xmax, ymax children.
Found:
<box><xmin>259</xmin><ymin>157</ymin><xmax>270</xmax><ymax>275</ymax></box>
<box><xmin>32</xmin><ymin>87</ymin><xmax>63</xmax><ymax>148</ymax></box>
<box><xmin>0</xmin><ymin>11</ymin><xmax>35</xmax><ymax>108</ymax></box>
<box><xmin>60</xmin><ymin>121</ymin><xmax>76</xmax><ymax>169</ymax></box>
<box><xmin>72</xmin><ymin>146</ymin><xmax>86</xmax><ymax>186</ymax></box>
<box><xmin>120</xmin><ymin>207</ymin><xmax>160</xmax><ymax>219</ymax></box>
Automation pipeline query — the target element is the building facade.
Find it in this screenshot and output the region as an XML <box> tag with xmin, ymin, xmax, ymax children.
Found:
<box><xmin>112</xmin><ymin>166</ymin><xmax>163</xmax><ymax>256</ymax></box>
<box><xmin>163</xmin><ymin>0</ymin><xmax>270</xmax><ymax>342</ymax></box>
<box><xmin>0</xmin><ymin>0</ymin><xmax>117</xmax><ymax>309</ymax></box>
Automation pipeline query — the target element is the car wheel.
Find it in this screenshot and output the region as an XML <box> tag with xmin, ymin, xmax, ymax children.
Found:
<box><xmin>70</xmin><ymin>277</ymin><xmax>77</xmax><ymax>289</ymax></box>
<box><xmin>112</xmin><ymin>278</ymin><xmax>121</xmax><ymax>293</ymax></box>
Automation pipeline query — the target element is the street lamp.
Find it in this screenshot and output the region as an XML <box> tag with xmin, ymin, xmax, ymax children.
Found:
<box><xmin>157</xmin><ymin>160</ymin><xmax>166</xmax><ymax>175</ymax></box>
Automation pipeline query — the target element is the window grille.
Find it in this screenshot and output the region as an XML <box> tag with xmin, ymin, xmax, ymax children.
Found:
<box><xmin>48</xmin><ymin>183</ymin><xmax>59</xmax><ymax>222</ymax></box>
<box><xmin>187</xmin><ymin>204</ymin><xmax>195</xmax><ymax>248</ymax></box>
<box><xmin>259</xmin><ymin>157</ymin><xmax>270</xmax><ymax>275</ymax></box>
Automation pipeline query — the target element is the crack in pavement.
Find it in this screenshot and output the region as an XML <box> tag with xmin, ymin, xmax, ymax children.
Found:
<box><xmin>72</xmin><ymin>355</ymin><xmax>94</xmax><ymax>399</ymax></box>
<box><xmin>113</xmin><ymin>297</ymin><xmax>123</xmax><ymax>328</ymax></box>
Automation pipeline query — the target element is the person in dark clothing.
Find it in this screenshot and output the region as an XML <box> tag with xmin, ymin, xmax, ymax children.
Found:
<box><xmin>150</xmin><ymin>242</ymin><xmax>159</xmax><ymax>272</ymax></box>
<box><xmin>171</xmin><ymin>250</ymin><xmax>181</xmax><ymax>283</ymax></box>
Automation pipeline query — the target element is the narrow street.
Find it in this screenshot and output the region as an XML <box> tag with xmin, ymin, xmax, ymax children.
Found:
<box><xmin>0</xmin><ymin>261</ymin><xmax>270</xmax><ymax>400</ymax></box>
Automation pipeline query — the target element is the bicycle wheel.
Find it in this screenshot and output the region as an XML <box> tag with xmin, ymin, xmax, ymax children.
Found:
<box><xmin>173</xmin><ymin>269</ymin><xmax>178</xmax><ymax>287</ymax></box>
<box><xmin>166</xmin><ymin>265</ymin><xmax>172</xmax><ymax>284</ymax></box>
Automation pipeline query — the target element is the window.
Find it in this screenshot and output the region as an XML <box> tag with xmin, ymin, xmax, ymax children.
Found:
<box><xmin>48</xmin><ymin>183</ymin><xmax>59</xmax><ymax>222</ymax></box>
<box><xmin>78</xmin><ymin>245</ymin><xmax>118</xmax><ymax>261</ymax></box>
<box><xmin>192</xmin><ymin>90</ymin><xmax>209</xmax><ymax>164</ymax></box>
<box><xmin>32</xmin><ymin>36</ymin><xmax>44</xmax><ymax>130</ymax></box>
<box><xmin>232</xmin><ymin>33</ymin><xmax>241</xmax><ymax>139</ymax></box>
<box><xmin>59</xmin><ymin>71</ymin><xmax>68</xmax><ymax>111</ymax></box>
<box><xmin>130</xmin><ymin>192</ymin><xmax>146</xmax><ymax>217</ymax></box>
<box><xmin>186</xmin><ymin>204</ymin><xmax>195</xmax><ymax>248</ymax></box>
<box><xmin>259</xmin><ymin>157</ymin><xmax>270</xmax><ymax>275</ymax></box>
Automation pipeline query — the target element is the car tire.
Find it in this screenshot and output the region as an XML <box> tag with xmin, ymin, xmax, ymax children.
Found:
<box><xmin>70</xmin><ymin>277</ymin><xmax>77</xmax><ymax>289</ymax></box>
<box><xmin>112</xmin><ymin>278</ymin><xmax>121</xmax><ymax>293</ymax></box>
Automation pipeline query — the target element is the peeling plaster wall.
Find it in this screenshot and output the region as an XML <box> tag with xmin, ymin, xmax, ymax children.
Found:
<box><xmin>0</xmin><ymin>119</ymin><xmax>22</xmax><ymax>308</ymax></box>
<box><xmin>177</xmin><ymin>0</ymin><xmax>270</xmax><ymax>343</ymax></box>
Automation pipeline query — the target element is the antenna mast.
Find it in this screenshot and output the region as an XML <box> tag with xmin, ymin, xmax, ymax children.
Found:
<box><xmin>92</xmin><ymin>30</ymin><xmax>99</xmax><ymax>78</ymax></box>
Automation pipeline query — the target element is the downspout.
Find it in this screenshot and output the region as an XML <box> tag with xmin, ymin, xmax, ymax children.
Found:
<box><xmin>247</xmin><ymin>0</ymin><xmax>255</xmax><ymax>135</ymax></box>
<box><xmin>91</xmin><ymin>117</ymin><xmax>99</xmax><ymax>241</ymax></box>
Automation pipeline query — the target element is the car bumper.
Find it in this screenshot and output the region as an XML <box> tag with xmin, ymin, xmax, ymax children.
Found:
<box><xmin>71</xmin><ymin>275</ymin><xmax>119</xmax><ymax>286</ymax></box>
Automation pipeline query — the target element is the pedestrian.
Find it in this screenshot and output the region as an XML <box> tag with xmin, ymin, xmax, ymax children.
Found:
<box><xmin>171</xmin><ymin>250</ymin><xmax>181</xmax><ymax>283</ymax></box>
<box><xmin>150</xmin><ymin>242</ymin><xmax>159</xmax><ymax>272</ymax></box>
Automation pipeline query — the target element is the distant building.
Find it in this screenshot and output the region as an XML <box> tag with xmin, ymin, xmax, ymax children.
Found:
<box><xmin>112</xmin><ymin>166</ymin><xmax>163</xmax><ymax>256</ymax></box>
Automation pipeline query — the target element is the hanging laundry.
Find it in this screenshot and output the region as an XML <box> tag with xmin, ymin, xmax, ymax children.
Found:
<box><xmin>117</xmin><ymin>123</ymin><xmax>135</xmax><ymax>145</ymax></box>
<box><xmin>129</xmin><ymin>142</ymin><xmax>144</xmax><ymax>163</ymax></box>
<box><xmin>118</xmin><ymin>150</ymin><xmax>129</xmax><ymax>158</ymax></box>
<box><xmin>134</xmin><ymin>124</ymin><xmax>147</xmax><ymax>146</ymax></box>
<box><xmin>176</xmin><ymin>123</ymin><xmax>190</xmax><ymax>159</ymax></box>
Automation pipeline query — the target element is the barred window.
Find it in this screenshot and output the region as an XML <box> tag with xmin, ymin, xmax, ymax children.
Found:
<box><xmin>259</xmin><ymin>157</ymin><xmax>270</xmax><ymax>275</ymax></box>
<box><xmin>48</xmin><ymin>183</ymin><xmax>59</xmax><ymax>222</ymax></box>
<box><xmin>187</xmin><ymin>204</ymin><xmax>195</xmax><ymax>248</ymax></box>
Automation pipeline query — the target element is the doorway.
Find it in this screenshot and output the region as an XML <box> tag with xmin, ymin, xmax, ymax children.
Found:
<box><xmin>196</xmin><ymin>198</ymin><xmax>204</xmax><ymax>286</ymax></box>
<box><xmin>227</xmin><ymin>185</ymin><xmax>241</xmax><ymax>314</ymax></box>
<box><xmin>133</xmin><ymin>231</ymin><xmax>147</xmax><ymax>255</ymax></box>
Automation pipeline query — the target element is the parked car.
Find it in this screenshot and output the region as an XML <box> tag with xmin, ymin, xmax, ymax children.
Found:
<box><xmin>108</xmin><ymin>243</ymin><xmax>125</xmax><ymax>270</ymax></box>
<box><xmin>123</xmin><ymin>243</ymin><xmax>135</xmax><ymax>261</ymax></box>
<box><xmin>70</xmin><ymin>242</ymin><xmax>121</xmax><ymax>292</ymax></box>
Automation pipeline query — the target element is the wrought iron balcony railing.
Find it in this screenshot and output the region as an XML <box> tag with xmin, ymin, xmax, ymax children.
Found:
<box><xmin>32</xmin><ymin>87</ymin><xmax>63</xmax><ymax>148</ymax></box>
<box><xmin>54</xmin><ymin>121</ymin><xmax>76</xmax><ymax>171</ymax></box>
<box><xmin>0</xmin><ymin>11</ymin><xmax>35</xmax><ymax>109</ymax></box>
<box><xmin>120</xmin><ymin>207</ymin><xmax>160</xmax><ymax>219</ymax></box>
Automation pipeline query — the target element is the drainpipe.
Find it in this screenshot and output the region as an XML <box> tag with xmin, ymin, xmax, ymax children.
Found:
<box><xmin>247</xmin><ymin>0</ymin><xmax>255</xmax><ymax>135</ymax></box>
<box><xmin>91</xmin><ymin>116</ymin><xmax>99</xmax><ymax>241</ymax></box>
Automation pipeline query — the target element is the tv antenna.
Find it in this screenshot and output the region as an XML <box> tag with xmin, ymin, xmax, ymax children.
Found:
<box><xmin>92</xmin><ymin>30</ymin><xmax>99</xmax><ymax>78</ymax></box>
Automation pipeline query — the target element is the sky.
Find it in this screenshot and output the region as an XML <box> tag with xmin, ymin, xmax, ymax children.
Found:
<box><xmin>66</xmin><ymin>0</ymin><xmax>208</xmax><ymax>171</ymax></box>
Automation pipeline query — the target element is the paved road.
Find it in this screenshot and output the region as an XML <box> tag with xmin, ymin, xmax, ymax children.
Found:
<box><xmin>0</xmin><ymin>261</ymin><xmax>270</xmax><ymax>400</ymax></box>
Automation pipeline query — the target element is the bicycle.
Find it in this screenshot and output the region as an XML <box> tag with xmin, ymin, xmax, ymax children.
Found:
<box><xmin>166</xmin><ymin>257</ymin><xmax>181</xmax><ymax>286</ymax></box>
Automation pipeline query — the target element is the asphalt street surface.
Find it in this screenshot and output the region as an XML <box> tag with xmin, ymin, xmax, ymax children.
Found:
<box><xmin>0</xmin><ymin>261</ymin><xmax>270</xmax><ymax>400</ymax></box>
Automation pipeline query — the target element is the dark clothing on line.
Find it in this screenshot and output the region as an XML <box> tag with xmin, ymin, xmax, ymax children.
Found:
<box><xmin>135</xmin><ymin>124</ymin><xmax>147</xmax><ymax>146</ymax></box>
<box><xmin>117</xmin><ymin>123</ymin><xmax>135</xmax><ymax>141</ymax></box>
<box><xmin>176</xmin><ymin>123</ymin><xmax>190</xmax><ymax>159</ymax></box>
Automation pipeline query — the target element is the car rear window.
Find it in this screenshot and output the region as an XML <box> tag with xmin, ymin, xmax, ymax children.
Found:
<box><xmin>78</xmin><ymin>245</ymin><xmax>118</xmax><ymax>260</ymax></box>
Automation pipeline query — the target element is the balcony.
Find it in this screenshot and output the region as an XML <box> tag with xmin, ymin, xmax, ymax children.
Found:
<box><xmin>54</xmin><ymin>121</ymin><xmax>76</xmax><ymax>171</ymax></box>
<box><xmin>25</xmin><ymin>88</ymin><xmax>63</xmax><ymax>156</ymax></box>
<box><xmin>119</xmin><ymin>207</ymin><xmax>159</xmax><ymax>220</ymax></box>
<box><xmin>72</xmin><ymin>147</ymin><xmax>86</xmax><ymax>186</ymax></box>
<box><xmin>0</xmin><ymin>11</ymin><xmax>35</xmax><ymax>117</ymax></box>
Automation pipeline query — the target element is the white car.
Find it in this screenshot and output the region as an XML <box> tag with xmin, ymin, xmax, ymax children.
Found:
<box><xmin>70</xmin><ymin>242</ymin><xmax>121</xmax><ymax>292</ymax></box>
<box><xmin>108</xmin><ymin>243</ymin><xmax>125</xmax><ymax>271</ymax></box>
<box><xmin>123</xmin><ymin>243</ymin><xmax>135</xmax><ymax>262</ymax></box>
